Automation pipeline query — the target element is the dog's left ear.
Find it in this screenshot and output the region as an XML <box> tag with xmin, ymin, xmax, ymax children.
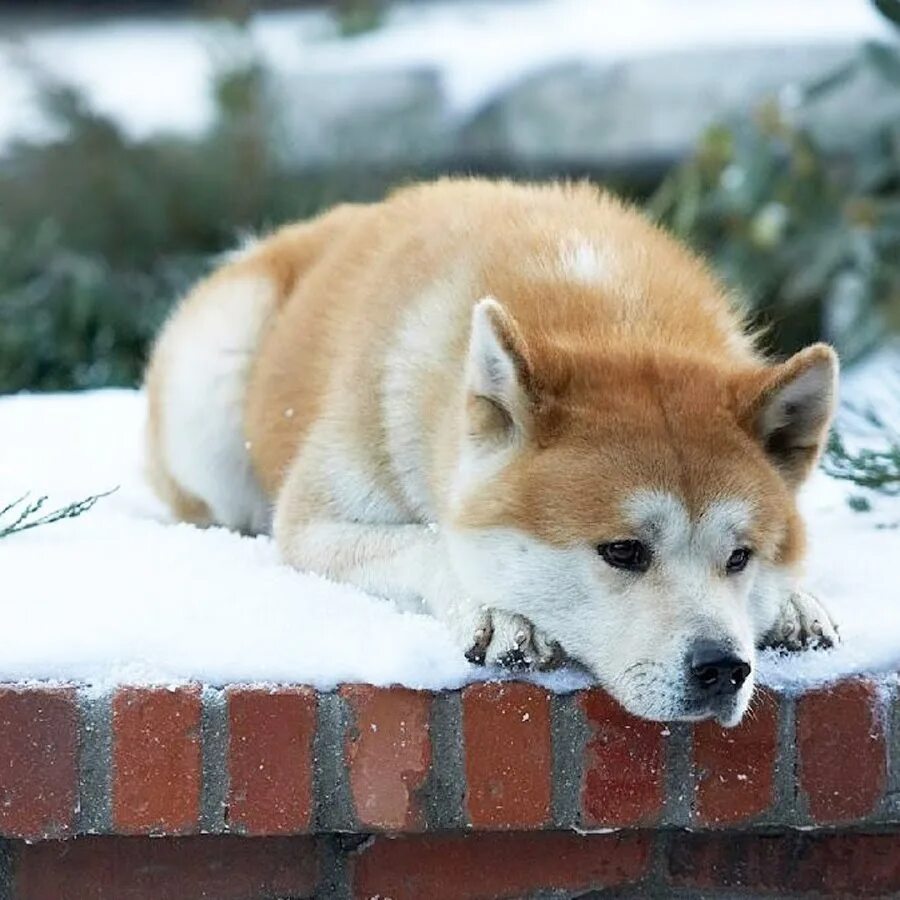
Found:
<box><xmin>736</xmin><ymin>344</ymin><xmax>839</xmax><ymax>488</ymax></box>
<box><xmin>465</xmin><ymin>297</ymin><xmax>537</xmax><ymax>445</ymax></box>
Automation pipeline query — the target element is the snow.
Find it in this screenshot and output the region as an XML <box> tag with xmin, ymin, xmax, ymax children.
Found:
<box><xmin>0</xmin><ymin>0</ymin><xmax>892</xmax><ymax>150</ymax></box>
<box><xmin>0</xmin><ymin>358</ymin><xmax>898</xmax><ymax>695</ymax></box>
<box><xmin>0</xmin><ymin>389</ymin><xmax>585</xmax><ymax>692</ymax></box>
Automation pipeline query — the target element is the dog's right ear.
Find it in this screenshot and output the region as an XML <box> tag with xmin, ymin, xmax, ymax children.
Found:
<box><xmin>465</xmin><ymin>297</ymin><xmax>535</xmax><ymax>445</ymax></box>
<box><xmin>734</xmin><ymin>343</ymin><xmax>838</xmax><ymax>489</ymax></box>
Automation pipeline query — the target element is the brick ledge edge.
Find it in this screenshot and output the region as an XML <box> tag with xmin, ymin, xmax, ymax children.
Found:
<box><xmin>0</xmin><ymin>677</ymin><xmax>894</xmax><ymax>840</ymax></box>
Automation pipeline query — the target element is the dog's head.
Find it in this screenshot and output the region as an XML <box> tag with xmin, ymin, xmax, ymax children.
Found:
<box><xmin>447</xmin><ymin>298</ymin><xmax>837</xmax><ymax>725</ymax></box>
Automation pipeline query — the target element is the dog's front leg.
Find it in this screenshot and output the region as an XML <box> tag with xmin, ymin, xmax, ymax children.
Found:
<box><xmin>273</xmin><ymin>438</ymin><xmax>562</xmax><ymax>668</ymax></box>
<box><xmin>275</xmin><ymin>514</ymin><xmax>456</xmax><ymax>613</ymax></box>
<box><xmin>275</xmin><ymin>512</ymin><xmax>561</xmax><ymax>669</ymax></box>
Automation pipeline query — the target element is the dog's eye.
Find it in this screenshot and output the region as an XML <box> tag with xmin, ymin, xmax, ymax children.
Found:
<box><xmin>598</xmin><ymin>540</ymin><xmax>650</xmax><ymax>573</ymax></box>
<box><xmin>726</xmin><ymin>547</ymin><xmax>752</xmax><ymax>574</ymax></box>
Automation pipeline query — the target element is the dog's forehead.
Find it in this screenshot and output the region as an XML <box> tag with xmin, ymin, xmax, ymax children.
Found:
<box><xmin>624</xmin><ymin>490</ymin><xmax>752</xmax><ymax>551</ymax></box>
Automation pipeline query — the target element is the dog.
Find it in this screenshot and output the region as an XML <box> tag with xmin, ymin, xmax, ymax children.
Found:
<box><xmin>145</xmin><ymin>178</ymin><xmax>839</xmax><ymax>725</ymax></box>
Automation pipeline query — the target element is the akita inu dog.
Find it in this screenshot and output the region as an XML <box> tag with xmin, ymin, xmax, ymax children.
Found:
<box><xmin>145</xmin><ymin>178</ymin><xmax>838</xmax><ymax>725</ymax></box>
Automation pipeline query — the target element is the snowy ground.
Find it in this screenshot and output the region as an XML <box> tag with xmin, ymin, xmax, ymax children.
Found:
<box><xmin>0</xmin><ymin>367</ymin><xmax>898</xmax><ymax>695</ymax></box>
<box><xmin>0</xmin><ymin>0</ymin><xmax>892</xmax><ymax>150</ymax></box>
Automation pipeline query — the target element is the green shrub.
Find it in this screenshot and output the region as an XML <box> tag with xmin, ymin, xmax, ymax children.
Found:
<box><xmin>0</xmin><ymin>58</ymin><xmax>408</xmax><ymax>394</ymax></box>
<box><xmin>3</xmin><ymin>4</ymin><xmax>900</xmax><ymax>394</ymax></box>
<box><xmin>332</xmin><ymin>0</ymin><xmax>386</xmax><ymax>37</ymax></box>
<box><xmin>650</xmin><ymin>1</ymin><xmax>900</xmax><ymax>362</ymax></box>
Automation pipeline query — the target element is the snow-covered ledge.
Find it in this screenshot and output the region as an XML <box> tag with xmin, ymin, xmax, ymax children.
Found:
<box><xmin>2</xmin><ymin>390</ymin><xmax>900</xmax><ymax>897</ymax></box>
<box><xmin>1</xmin><ymin>390</ymin><xmax>898</xmax><ymax>692</ymax></box>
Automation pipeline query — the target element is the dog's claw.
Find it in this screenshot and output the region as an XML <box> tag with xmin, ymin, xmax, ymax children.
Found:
<box><xmin>464</xmin><ymin>617</ymin><xmax>493</xmax><ymax>665</ymax></box>
<box><xmin>534</xmin><ymin>638</ymin><xmax>565</xmax><ymax>672</ymax></box>
<box><xmin>497</xmin><ymin>648</ymin><xmax>530</xmax><ymax>671</ymax></box>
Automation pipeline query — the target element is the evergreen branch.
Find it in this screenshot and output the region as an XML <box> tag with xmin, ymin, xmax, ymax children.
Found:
<box><xmin>0</xmin><ymin>488</ymin><xmax>118</xmax><ymax>540</ymax></box>
<box><xmin>824</xmin><ymin>431</ymin><xmax>900</xmax><ymax>496</ymax></box>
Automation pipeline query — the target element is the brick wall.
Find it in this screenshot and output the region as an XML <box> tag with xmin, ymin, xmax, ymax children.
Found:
<box><xmin>0</xmin><ymin>678</ymin><xmax>897</xmax><ymax>898</ymax></box>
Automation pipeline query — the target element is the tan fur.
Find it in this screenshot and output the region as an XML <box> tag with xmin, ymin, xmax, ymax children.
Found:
<box><xmin>144</xmin><ymin>178</ymin><xmax>838</xmax><ymax>720</ymax></box>
<box><xmin>243</xmin><ymin>180</ymin><xmax>797</xmax><ymax>555</ymax></box>
<box><xmin>146</xmin><ymin>174</ymin><xmax>833</xmax><ymax>570</ymax></box>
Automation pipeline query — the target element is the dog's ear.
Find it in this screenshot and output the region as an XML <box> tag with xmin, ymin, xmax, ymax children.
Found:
<box><xmin>465</xmin><ymin>297</ymin><xmax>536</xmax><ymax>444</ymax></box>
<box><xmin>736</xmin><ymin>343</ymin><xmax>838</xmax><ymax>488</ymax></box>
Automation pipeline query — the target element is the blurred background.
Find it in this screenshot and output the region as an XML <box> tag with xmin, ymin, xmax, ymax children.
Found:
<box><xmin>1</xmin><ymin>0</ymin><xmax>900</xmax><ymax>397</ymax></box>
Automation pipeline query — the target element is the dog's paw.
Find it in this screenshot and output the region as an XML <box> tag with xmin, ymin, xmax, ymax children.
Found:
<box><xmin>762</xmin><ymin>589</ymin><xmax>840</xmax><ymax>652</ymax></box>
<box><xmin>463</xmin><ymin>607</ymin><xmax>563</xmax><ymax>672</ymax></box>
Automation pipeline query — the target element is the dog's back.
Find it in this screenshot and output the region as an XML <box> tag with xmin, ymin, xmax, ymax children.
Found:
<box><xmin>146</xmin><ymin>178</ymin><xmax>757</xmax><ymax>533</ymax></box>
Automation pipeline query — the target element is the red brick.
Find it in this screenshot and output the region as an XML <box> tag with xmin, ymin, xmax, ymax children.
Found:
<box><xmin>352</xmin><ymin>832</ymin><xmax>651</xmax><ymax>900</ymax></box>
<box><xmin>797</xmin><ymin>679</ymin><xmax>886</xmax><ymax>823</ymax></box>
<box><xmin>0</xmin><ymin>687</ymin><xmax>78</xmax><ymax>839</ymax></box>
<box><xmin>462</xmin><ymin>682</ymin><xmax>552</xmax><ymax>829</ymax></box>
<box><xmin>666</xmin><ymin>831</ymin><xmax>900</xmax><ymax>895</ymax></box>
<box><xmin>341</xmin><ymin>685</ymin><xmax>431</xmax><ymax>830</ymax></box>
<box><xmin>15</xmin><ymin>835</ymin><xmax>319</xmax><ymax>900</ymax></box>
<box><xmin>227</xmin><ymin>687</ymin><xmax>316</xmax><ymax>835</ymax></box>
<box><xmin>693</xmin><ymin>688</ymin><xmax>779</xmax><ymax>825</ymax></box>
<box><xmin>112</xmin><ymin>687</ymin><xmax>201</xmax><ymax>834</ymax></box>
<box><xmin>580</xmin><ymin>688</ymin><xmax>666</xmax><ymax>826</ymax></box>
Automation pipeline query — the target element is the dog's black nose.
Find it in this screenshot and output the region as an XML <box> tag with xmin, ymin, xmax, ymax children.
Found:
<box><xmin>690</xmin><ymin>641</ymin><xmax>751</xmax><ymax>696</ymax></box>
